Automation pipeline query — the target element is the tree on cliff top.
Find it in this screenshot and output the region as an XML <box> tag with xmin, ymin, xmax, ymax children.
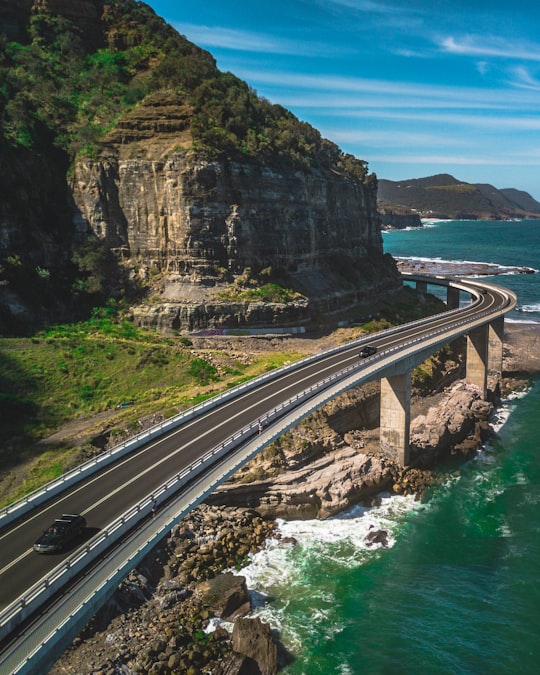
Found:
<box><xmin>0</xmin><ymin>0</ymin><xmax>369</xmax><ymax>180</ymax></box>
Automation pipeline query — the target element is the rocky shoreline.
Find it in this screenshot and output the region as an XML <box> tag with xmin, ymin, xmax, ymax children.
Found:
<box><xmin>395</xmin><ymin>256</ymin><xmax>536</xmax><ymax>277</ymax></box>
<box><xmin>50</xmin><ymin>324</ymin><xmax>539</xmax><ymax>675</ymax></box>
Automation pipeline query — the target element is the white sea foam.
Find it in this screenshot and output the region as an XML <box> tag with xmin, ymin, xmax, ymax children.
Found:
<box><xmin>506</xmin><ymin>317</ymin><xmax>540</xmax><ymax>324</ymax></box>
<box><xmin>204</xmin><ymin>617</ymin><xmax>234</xmax><ymax>635</ymax></box>
<box><xmin>475</xmin><ymin>389</ymin><xmax>531</xmax><ymax>471</ymax></box>
<box><xmin>518</xmin><ymin>303</ymin><xmax>540</xmax><ymax>313</ymax></box>
<box><xmin>236</xmin><ymin>493</ymin><xmax>421</xmax><ymax>604</ymax></box>
<box><xmin>229</xmin><ymin>492</ymin><xmax>425</xmax><ymax>656</ymax></box>
<box><xmin>498</xmin><ymin>522</ymin><xmax>513</xmax><ymax>538</ymax></box>
<box><xmin>480</xmin><ymin>389</ymin><xmax>529</xmax><ymax>445</ymax></box>
<box><xmin>490</xmin><ymin>405</ymin><xmax>514</xmax><ymax>434</ymax></box>
<box><xmin>514</xmin><ymin>471</ymin><xmax>529</xmax><ymax>485</ymax></box>
<box><xmin>235</xmin><ymin>385</ymin><xmax>533</xmax><ymax>656</ymax></box>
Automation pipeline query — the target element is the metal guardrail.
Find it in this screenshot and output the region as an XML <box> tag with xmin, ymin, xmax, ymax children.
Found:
<box><xmin>0</xmin><ymin>274</ymin><xmax>487</xmax><ymax>528</ymax></box>
<box><xmin>0</xmin><ymin>326</ymin><xmax>375</xmax><ymax>527</ymax></box>
<box><xmin>0</xmin><ymin>276</ymin><xmax>517</xmax><ymax>645</ymax></box>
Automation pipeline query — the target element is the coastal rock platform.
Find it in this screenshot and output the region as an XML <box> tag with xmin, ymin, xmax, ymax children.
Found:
<box><xmin>396</xmin><ymin>256</ymin><xmax>536</xmax><ymax>277</ymax></box>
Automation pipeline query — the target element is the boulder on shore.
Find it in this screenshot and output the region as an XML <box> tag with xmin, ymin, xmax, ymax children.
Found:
<box><xmin>199</xmin><ymin>573</ymin><xmax>251</xmax><ymax>620</ymax></box>
<box><xmin>231</xmin><ymin>617</ymin><xmax>278</xmax><ymax>675</ymax></box>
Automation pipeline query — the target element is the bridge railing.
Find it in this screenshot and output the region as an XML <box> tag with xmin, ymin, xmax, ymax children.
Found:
<box><xmin>0</xmin><ymin>275</ymin><xmax>490</xmax><ymax>528</ymax></box>
<box><xmin>0</xmin><ymin>328</ymin><xmax>372</xmax><ymax>527</ymax></box>
<box><xmin>0</xmin><ymin>282</ymin><xmax>516</xmax><ymax>641</ymax></box>
<box><xmin>1</xmin><ymin>350</ymin><xmax>369</xmax><ymax>637</ymax></box>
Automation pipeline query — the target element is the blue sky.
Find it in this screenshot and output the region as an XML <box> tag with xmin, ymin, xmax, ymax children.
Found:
<box><xmin>146</xmin><ymin>0</ymin><xmax>540</xmax><ymax>200</ymax></box>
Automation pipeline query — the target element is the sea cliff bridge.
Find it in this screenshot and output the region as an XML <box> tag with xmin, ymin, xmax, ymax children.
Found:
<box><xmin>0</xmin><ymin>274</ymin><xmax>516</xmax><ymax>674</ymax></box>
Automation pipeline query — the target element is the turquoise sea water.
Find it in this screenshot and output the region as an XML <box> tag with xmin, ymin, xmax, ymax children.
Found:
<box><xmin>383</xmin><ymin>219</ymin><xmax>540</xmax><ymax>322</ymax></box>
<box><xmin>238</xmin><ymin>220</ymin><xmax>540</xmax><ymax>674</ymax></box>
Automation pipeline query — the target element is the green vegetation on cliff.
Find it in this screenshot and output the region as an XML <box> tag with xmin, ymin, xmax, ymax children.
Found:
<box><xmin>0</xmin><ymin>0</ymin><xmax>378</xmax><ymax>335</ymax></box>
<box><xmin>0</xmin><ymin>1</ymin><xmax>369</xmax><ymax>177</ymax></box>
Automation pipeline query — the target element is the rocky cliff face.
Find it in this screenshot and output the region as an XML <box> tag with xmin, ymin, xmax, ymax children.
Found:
<box><xmin>72</xmin><ymin>152</ymin><xmax>383</xmax><ymax>277</ymax></box>
<box><xmin>379</xmin><ymin>211</ymin><xmax>423</xmax><ymax>230</ymax></box>
<box><xmin>70</xmin><ymin>94</ymin><xmax>398</xmax><ymax>331</ymax></box>
<box><xmin>0</xmin><ymin>1</ymin><xmax>400</xmax><ymax>334</ymax></box>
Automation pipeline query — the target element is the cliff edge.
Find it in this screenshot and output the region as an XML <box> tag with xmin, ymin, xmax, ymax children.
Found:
<box><xmin>0</xmin><ymin>0</ymin><xmax>399</xmax><ymax>334</ymax></box>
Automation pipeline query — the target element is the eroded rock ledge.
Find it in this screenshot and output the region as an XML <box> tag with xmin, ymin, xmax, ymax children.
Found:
<box><xmin>206</xmin><ymin>382</ymin><xmax>494</xmax><ymax>519</ymax></box>
<box><xmin>71</xmin><ymin>144</ymin><xmax>400</xmax><ymax>331</ymax></box>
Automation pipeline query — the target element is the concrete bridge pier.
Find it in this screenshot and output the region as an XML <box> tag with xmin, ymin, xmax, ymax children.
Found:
<box><xmin>447</xmin><ymin>286</ymin><xmax>460</xmax><ymax>309</ymax></box>
<box><xmin>466</xmin><ymin>324</ymin><xmax>489</xmax><ymax>399</ymax></box>
<box><xmin>488</xmin><ymin>316</ymin><xmax>504</xmax><ymax>376</ymax></box>
<box><xmin>380</xmin><ymin>371</ymin><xmax>411</xmax><ymax>466</ymax></box>
<box><xmin>416</xmin><ymin>280</ymin><xmax>428</xmax><ymax>301</ymax></box>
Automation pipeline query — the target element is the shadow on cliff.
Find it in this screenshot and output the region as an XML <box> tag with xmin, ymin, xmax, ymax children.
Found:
<box><xmin>0</xmin><ymin>133</ymin><xmax>147</xmax><ymax>336</ymax></box>
<box><xmin>0</xmin><ymin>348</ymin><xmax>40</xmax><ymax>472</ymax></box>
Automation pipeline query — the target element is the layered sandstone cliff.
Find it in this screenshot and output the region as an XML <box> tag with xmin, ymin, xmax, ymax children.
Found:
<box><xmin>69</xmin><ymin>91</ymin><xmax>398</xmax><ymax>331</ymax></box>
<box><xmin>0</xmin><ymin>1</ymin><xmax>400</xmax><ymax>333</ymax></box>
<box><xmin>72</xmin><ymin>151</ymin><xmax>383</xmax><ymax>277</ymax></box>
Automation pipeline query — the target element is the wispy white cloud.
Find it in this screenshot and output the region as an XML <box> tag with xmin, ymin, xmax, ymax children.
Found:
<box><xmin>510</xmin><ymin>66</ymin><xmax>540</xmax><ymax>90</ymax></box>
<box><xmin>173</xmin><ymin>22</ymin><xmax>347</xmax><ymax>56</ymax></box>
<box><xmin>369</xmin><ymin>152</ymin><xmax>540</xmax><ymax>167</ymax></box>
<box><xmin>393</xmin><ymin>47</ymin><xmax>434</xmax><ymax>59</ymax></box>
<box><xmin>279</xmin><ymin>92</ymin><xmax>517</xmax><ymax>111</ymax></box>
<box><xmin>329</xmin><ymin>110</ymin><xmax>540</xmax><ymax>131</ymax></box>
<box><xmin>476</xmin><ymin>61</ymin><xmax>489</xmax><ymax>76</ymax></box>
<box><xmin>440</xmin><ymin>35</ymin><xmax>540</xmax><ymax>61</ymax></box>
<box><xmin>235</xmin><ymin>67</ymin><xmax>540</xmax><ymax>110</ymax></box>
<box><xmin>318</xmin><ymin>0</ymin><xmax>424</xmax><ymax>27</ymax></box>
<box><xmin>320</xmin><ymin>0</ymin><xmax>407</xmax><ymax>14</ymax></box>
<box><xmin>325</xmin><ymin>129</ymin><xmax>470</xmax><ymax>148</ymax></box>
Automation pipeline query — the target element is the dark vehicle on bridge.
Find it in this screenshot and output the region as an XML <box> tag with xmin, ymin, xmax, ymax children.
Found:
<box><xmin>33</xmin><ymin>514</ymin><xmax>86</xmax><ymax>553</ymax></box>
<box><xmin>359</xmin><ymin>345</ymin><xmax>377</xmax><ymax>358</ymax></box>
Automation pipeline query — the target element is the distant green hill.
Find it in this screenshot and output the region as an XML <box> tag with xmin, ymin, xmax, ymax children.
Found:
<box><xmin>499</xmin><ymin>188</ymin><xmax>540</xmax><ymax>213</ymax></box>
<box><xmin>378</xmin><ymin>174</ymin><xmax>540</xmax><ymax>220</ymax></box>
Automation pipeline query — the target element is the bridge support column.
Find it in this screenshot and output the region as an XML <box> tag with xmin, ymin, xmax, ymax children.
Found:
<box><xmin>466</xmin><ymin>325</ymin><xmax>489</xmax><ymax>399</ymax></box>
<box><xmin>447</xmin><ymin>287</ymin><xmax>460</xmax><ymax>309</ymax></box>
<box><xmin>488</xmin><ymin>316</ymin><xmax>504</xmax><ymax>376</ymax></box>
<box><xmin>416</xmin><ymin>280</ymin><xmax>428</xmax><ymax>301</ymax></box>
<box><xmin>380</xmin><ymin>371</ymin><xmax>411</xmax><ymax>466</ymax></box>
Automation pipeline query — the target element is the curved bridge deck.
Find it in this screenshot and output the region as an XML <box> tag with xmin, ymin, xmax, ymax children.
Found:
<box><xmin>0</xmin><ymin>275</ymin><xmax>516</xmax><ymax>674</ymax></box>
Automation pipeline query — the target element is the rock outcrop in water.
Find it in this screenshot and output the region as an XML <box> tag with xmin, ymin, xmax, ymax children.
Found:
<box><xmin>206</xmin><ymin>382</ymin><xmax>492</xmax><ymax>519</ymax></box>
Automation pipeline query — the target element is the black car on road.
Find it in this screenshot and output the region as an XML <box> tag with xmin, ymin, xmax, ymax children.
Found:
<box><xmin>359</xmin><ymin>345</ymin><xmax>377</xmax><ymax>358</ymax></box>
<box><xmin>33</xmin><ymin>514</ymin><xmax>86</xmax><ymax>553</ymax></box>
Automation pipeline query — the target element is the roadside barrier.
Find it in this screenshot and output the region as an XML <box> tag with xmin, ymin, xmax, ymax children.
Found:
<box><xmin>0</xmin><ymin>274</ymin><xmax>490</xmax><ymax>528</ymax></box>
<box><xmin>0</xmin><ymin>276</ymin><xmax>516</xmax><ymax>647</ymax></box>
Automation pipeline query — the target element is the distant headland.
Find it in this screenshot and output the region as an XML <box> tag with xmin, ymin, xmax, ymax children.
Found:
<box><xmin>378</xmin><ymin>173</ymin><xmax>540</xmax><ymax>226</ymax></box>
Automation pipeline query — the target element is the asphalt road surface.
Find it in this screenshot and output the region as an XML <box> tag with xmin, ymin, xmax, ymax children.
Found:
<box><xmin>0</xmin><ymin>281</ymin><xmax>510</xmax><ymax>612</ymax></box>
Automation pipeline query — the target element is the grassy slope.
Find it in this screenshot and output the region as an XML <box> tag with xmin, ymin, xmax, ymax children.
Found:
<box><xmin>0</xmin><ymin>289</ymin><xmax>445</xmax><ymax>506</ymax></box>
<box><xmin>0</xmin><ymin>309</ymin><xmax>305</xmax><ymax>505</ymax></box>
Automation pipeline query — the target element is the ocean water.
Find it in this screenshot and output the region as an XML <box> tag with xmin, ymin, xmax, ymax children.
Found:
<box><xmin>383</xmin><ymin>219</ymin><xmax>540</xmax><ymax>322</ymax></box>
<box><xmin>236</xmin><ymin>220</ymin><xmax>540</xmax><ymax>674</ymax></box>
